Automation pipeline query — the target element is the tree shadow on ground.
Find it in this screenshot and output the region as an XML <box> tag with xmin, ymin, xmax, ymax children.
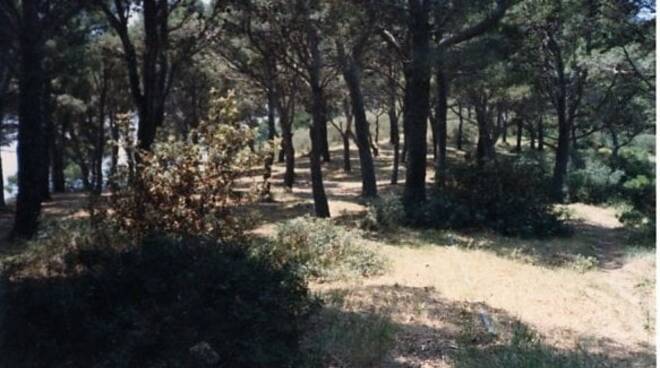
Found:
<box><xmin>358</xmin><ymin>217</ymin><xmax>648</xmax><ymax>272</ymax></box>
<box><xmin>306</xmin><ymin>285</ymin><xmax>655</xmax><ymax>368</ymax></box>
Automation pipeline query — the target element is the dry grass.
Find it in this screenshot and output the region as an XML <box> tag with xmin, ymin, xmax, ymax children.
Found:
<box><xmin>257</xmin><ymin>143</ymin><xmax>656</xmax><ymax>367</ymax></box>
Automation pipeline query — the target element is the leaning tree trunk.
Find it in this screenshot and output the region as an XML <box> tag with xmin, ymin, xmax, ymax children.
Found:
<box><xmin>338</xmin><ymin>43</ymin><xmax>378</xmax><ymax>198</ymax></box>
<box><xmin>402</xmin><ymin>0</ymin><xmax>432</xmax><ymax>208</ymax></box>
<box><xmin>13</xmin><ymin>0</ymin><xmax>45</xmax><ymax>238</ymax></box>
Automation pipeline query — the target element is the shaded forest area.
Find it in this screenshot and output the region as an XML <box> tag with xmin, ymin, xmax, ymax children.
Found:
<box><xmin>0</xmin><ymin>0</ymin><xmax>655</xmax><ymax>367</ymax></box>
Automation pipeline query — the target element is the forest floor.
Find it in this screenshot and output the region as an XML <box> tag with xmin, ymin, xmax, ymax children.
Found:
<box><xmin>255</xmin><ymin>143</ymin><xmax>656</xmax><ymax>367</ymax></box>
<box><xmin>0</xmin><ymin>142</ymin><xmax>654</xmax><ymax>367</ymax></box>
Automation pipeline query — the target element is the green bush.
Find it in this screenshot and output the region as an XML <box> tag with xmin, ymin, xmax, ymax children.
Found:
<box><xmin>424</xmin><ymin>160</ymin><xmax>566</xmax><ymax>237</ymax></box>
<box><xmin>260</xmin><ymin>216</ymin><xmax>386</xmax><ymax>281</ymax></box>
<box><xmin>616</xmin><ymin>148</ymin><xmax>655</xmax><ymax>240</ymax></box>
<box><xmin>1</xmin><ymin>236</ymin><xmax>314</xmax><ymax>368</ymax></box>
<box><xmin>568</xmin><ymin>160</ymin><xmax>624</xmax><ymax>203</ymax></box>
<box><xmin>361</xmin><ymin>194</ymin><xmax>406</xmax><ymax>231</ymax></box>
<box><xmin>365</xmin><ymin>160</ymin><xmax>566</xmax><ymax>237</ymax></box>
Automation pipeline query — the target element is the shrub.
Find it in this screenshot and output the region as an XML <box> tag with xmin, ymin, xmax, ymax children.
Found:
<box><xmin>1</xmin><ymin>236</ymin><xmax>314</xmax><ymax>368</ymax></box>
<box><xmin>568</xmin><ymin>159</ymin><xmax>624</xmax><ymax>203</ymax></box>
<box><xmin>260</xmin><ymin>216</ymin><xmax>386</xmax><ymax>281</ymax></box>
<box><xmin>365</xmin><ymin>159</ymin><xmax>566</xmax><ymax>237</ymax></box>
<box><xmin>616</xmin><ymin>148</ymin><xmax>655</xmax><ymax>240</ymax></box>
<box><xmin>108</xmin><ymin>90</ymin><xmax>268</xmax><ymax>242</ymax></box>
<box><xmin>361</xmin><ymin>194</ymin><xmax>406</xmax><ymax>231</ymax></box>
<box><xmin>421</xmin><ymin>160</ymin><xmax>566</xmax><ymax>237</ymax></box>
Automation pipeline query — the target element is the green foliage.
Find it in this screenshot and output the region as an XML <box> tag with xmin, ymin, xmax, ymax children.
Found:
<box><xmin>1</xmin><ymin>235</ymin><xmax>314</xmax><ymax>368</ymax></box>
<box><xmin>568</xmin><ymin>154</ymin><xmax>624</xmax><ymax>203</ymax></box>
<box><xmin>613</xmin><ymin>148</ymin><xmax>654</xmax><ymax>238</ymax></box>
<box><xmin>361</xmin><ymin>194</ymin><xmax>406</xmax><ymax>231</ymax></box>
<box><xmin>108</xmin><ymin>91</ymin><xmax>268</xmax><ymax>242</ymax></box>
<box><xmin>382</xmin><ymin>159</ymin><xmax>566</xmax><ymax>237</ymax></box>
<box><xmin>454</xmin><ymin>323</ymin><xmax>610</xmax><ymax>368</ymax></box>
<box><xmin>259</xmin><ymin>216</ymin><xmax>386</xmax><ymax>281</ymax></box>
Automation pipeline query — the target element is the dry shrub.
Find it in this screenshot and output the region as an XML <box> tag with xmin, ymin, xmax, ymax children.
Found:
<box><xmin>109</xmin><ymin>90</ymin><xmax>270</xmax><ymax>241</ymax></box>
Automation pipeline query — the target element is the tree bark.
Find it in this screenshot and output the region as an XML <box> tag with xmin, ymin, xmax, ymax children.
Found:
<box><xmin>515</xmin><ymin>118</ymin><xmax>523</xmax><ymax>152</ymax></box>
<box><xmin>306</xmin><ymin>21</ymin><xmax>330</xmax><ymax>217</ymax></box>
<box><xmin>456</xmin><ymin>104</ymin><xmax>464</xmax><ymax>151</ymax></box>
<box><xmin>40</xmin><ymin>77</ymin><xmax>52</xmax><ymax>201</ymax></box>
<box><xmin>13</xmin><ymin>0</ymin><xmax>45</xmax><ymax>238</ymax></box>
<box><xmin>475</xmin><ymin>102</ymin><xmax>495</xmax><ymax>167</ymax></box>
<box><xmin>108</xmin><ymin>112</ymin><xmax>119</xmax><ymax>190</ymax></box>
<box><xmin>261</xmin><ymin>81</ymin><xmax>277</xmax><ymax>201</ymax></box>
<box><xmin>537</xmin><ymin>116</ymin><xmax>544</xmax><ymax>151</ymax></box>
<box><xmin>434</xmin><ymin>58</ymin><xmax>448</xmax><ymax>187</ymax></box>
<box><xmin>341</xmin><ymin>98</ymin><xmax>353</xmax><ymax>173</ymax></box>
<box><xmin>276</xmin><ymin>85</ymin><xmax>296</xmax><ymax>190</ymax></box>
<box><xmin>388</xmin><ymin>72</ymin><xmax>401</xmax><ymax>185</ymax></box>
<box><xmin>337</xmin><ymin>40</ymin><xmax>378</xmax><ymax>198</ymax></box>
<box><xmin>402</xmin><ymin>0</ymin><xmax>432</xmax><ymax>208</ymax></box>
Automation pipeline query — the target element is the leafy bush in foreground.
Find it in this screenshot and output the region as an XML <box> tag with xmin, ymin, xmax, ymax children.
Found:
<box><xmin>108</xmin><ymin>91</ymin><xmax>267</xmax><ymax>242</ymax></box>
<box><xmin>1</xmin><ymin>236</ymin><xmax>314</xmax><ymax>368</ymax></box>
<box><xmin>259</xmin><ymin>216</ymin><xmax>386</xmax><ymax>281</ymax></box>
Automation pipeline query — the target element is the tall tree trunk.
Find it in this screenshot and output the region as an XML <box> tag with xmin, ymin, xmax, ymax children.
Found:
<box><xmin>537</xmin><ymin>116</ymin><xmax>544</xmax><ymax>151</ymax></box>
<box><xmin>552</xmin><ymin>112</ymin><xmax>570</xmax><ymax>202</ymax></box>
<box><xmin>277</xmin><ymin>88</ymin><xmax>295</xmax><ymax>189</ymax></box>
<box><xmin>0</xmin><ymin>152</ymin><xmax>5</xmax><ymax>209</ymax></box>
<box><xmin>108</xmin><ymin>113</ymin><xmax>119</xmax><ymax>190</ymax></box>
<box><xmin>337</xmin><ymin>41</ymin><xmax>378</xmax><ymax>198</ymax></box>
<box><xmin>320</xmin><ymin>104</ymin><xmax>330</xmax><ymax>162</ymax></box>
<box><xmin>403</xmin><ymin>0</ymin><xmax>432</xmax><ymax>208</ymax></box>
<box><xmin>261</xmin><ymin>83</ymin><xmax>277</xmax><ymax>201</ymax></box>
<box><xmin>40</xmin><ymin>78</ymin><xmax>52</xmax><ymax>201</ymax></box>
<box><xmin>342</xmin><ymin>98</ymin><xmax>353</xmax><ymax>173</ymax></box>
<box><xmin>50</xmin><ymin>118</ymin><xmax>65</xmax><ymax>193</ymax></box>
<box><xmin>515</xmin><ymin>118</ymin><xmax>523</xmax><ymax>152</ymax></box>
<box><xmin>13</xmin><ymin>0</ymin><xmax>45</xmax><ymax>238</ymax></box>
<box><xmin>456</xmin><ymin>103</ymin><xmax>464</xmax><ymax>151</ymax></box>
<box><xmin>475</xmin><ymin>103</ymin><xmax>495</xmax><ymax>167</ymax></box>
<box><xmin>502</xmin><ymin>111</ymin><xmax>509</xmax><ymax>143</ymax></box>
<box><xmin>434</xmin><ymin>58</ymin><xmax>448</xmax><ymax>187</ymax></box>
<box><xmin>388</xmin><ymin>71</ymin><xmax>400</xmax><ymax>185</ymax></box>
<box><xmin>0</xmin><ymin>117</ymin><xmax>5</xmax><ymax>209</ymax></box>
<box><xmin>94</xmin><ymin>71</ymin><xmax>108</xmax><ymax>194</ymax></box>
<box><xmin>307</xmin><ymin>22</ymin><xmax>330</xmax><ymax>217</ymax></box>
